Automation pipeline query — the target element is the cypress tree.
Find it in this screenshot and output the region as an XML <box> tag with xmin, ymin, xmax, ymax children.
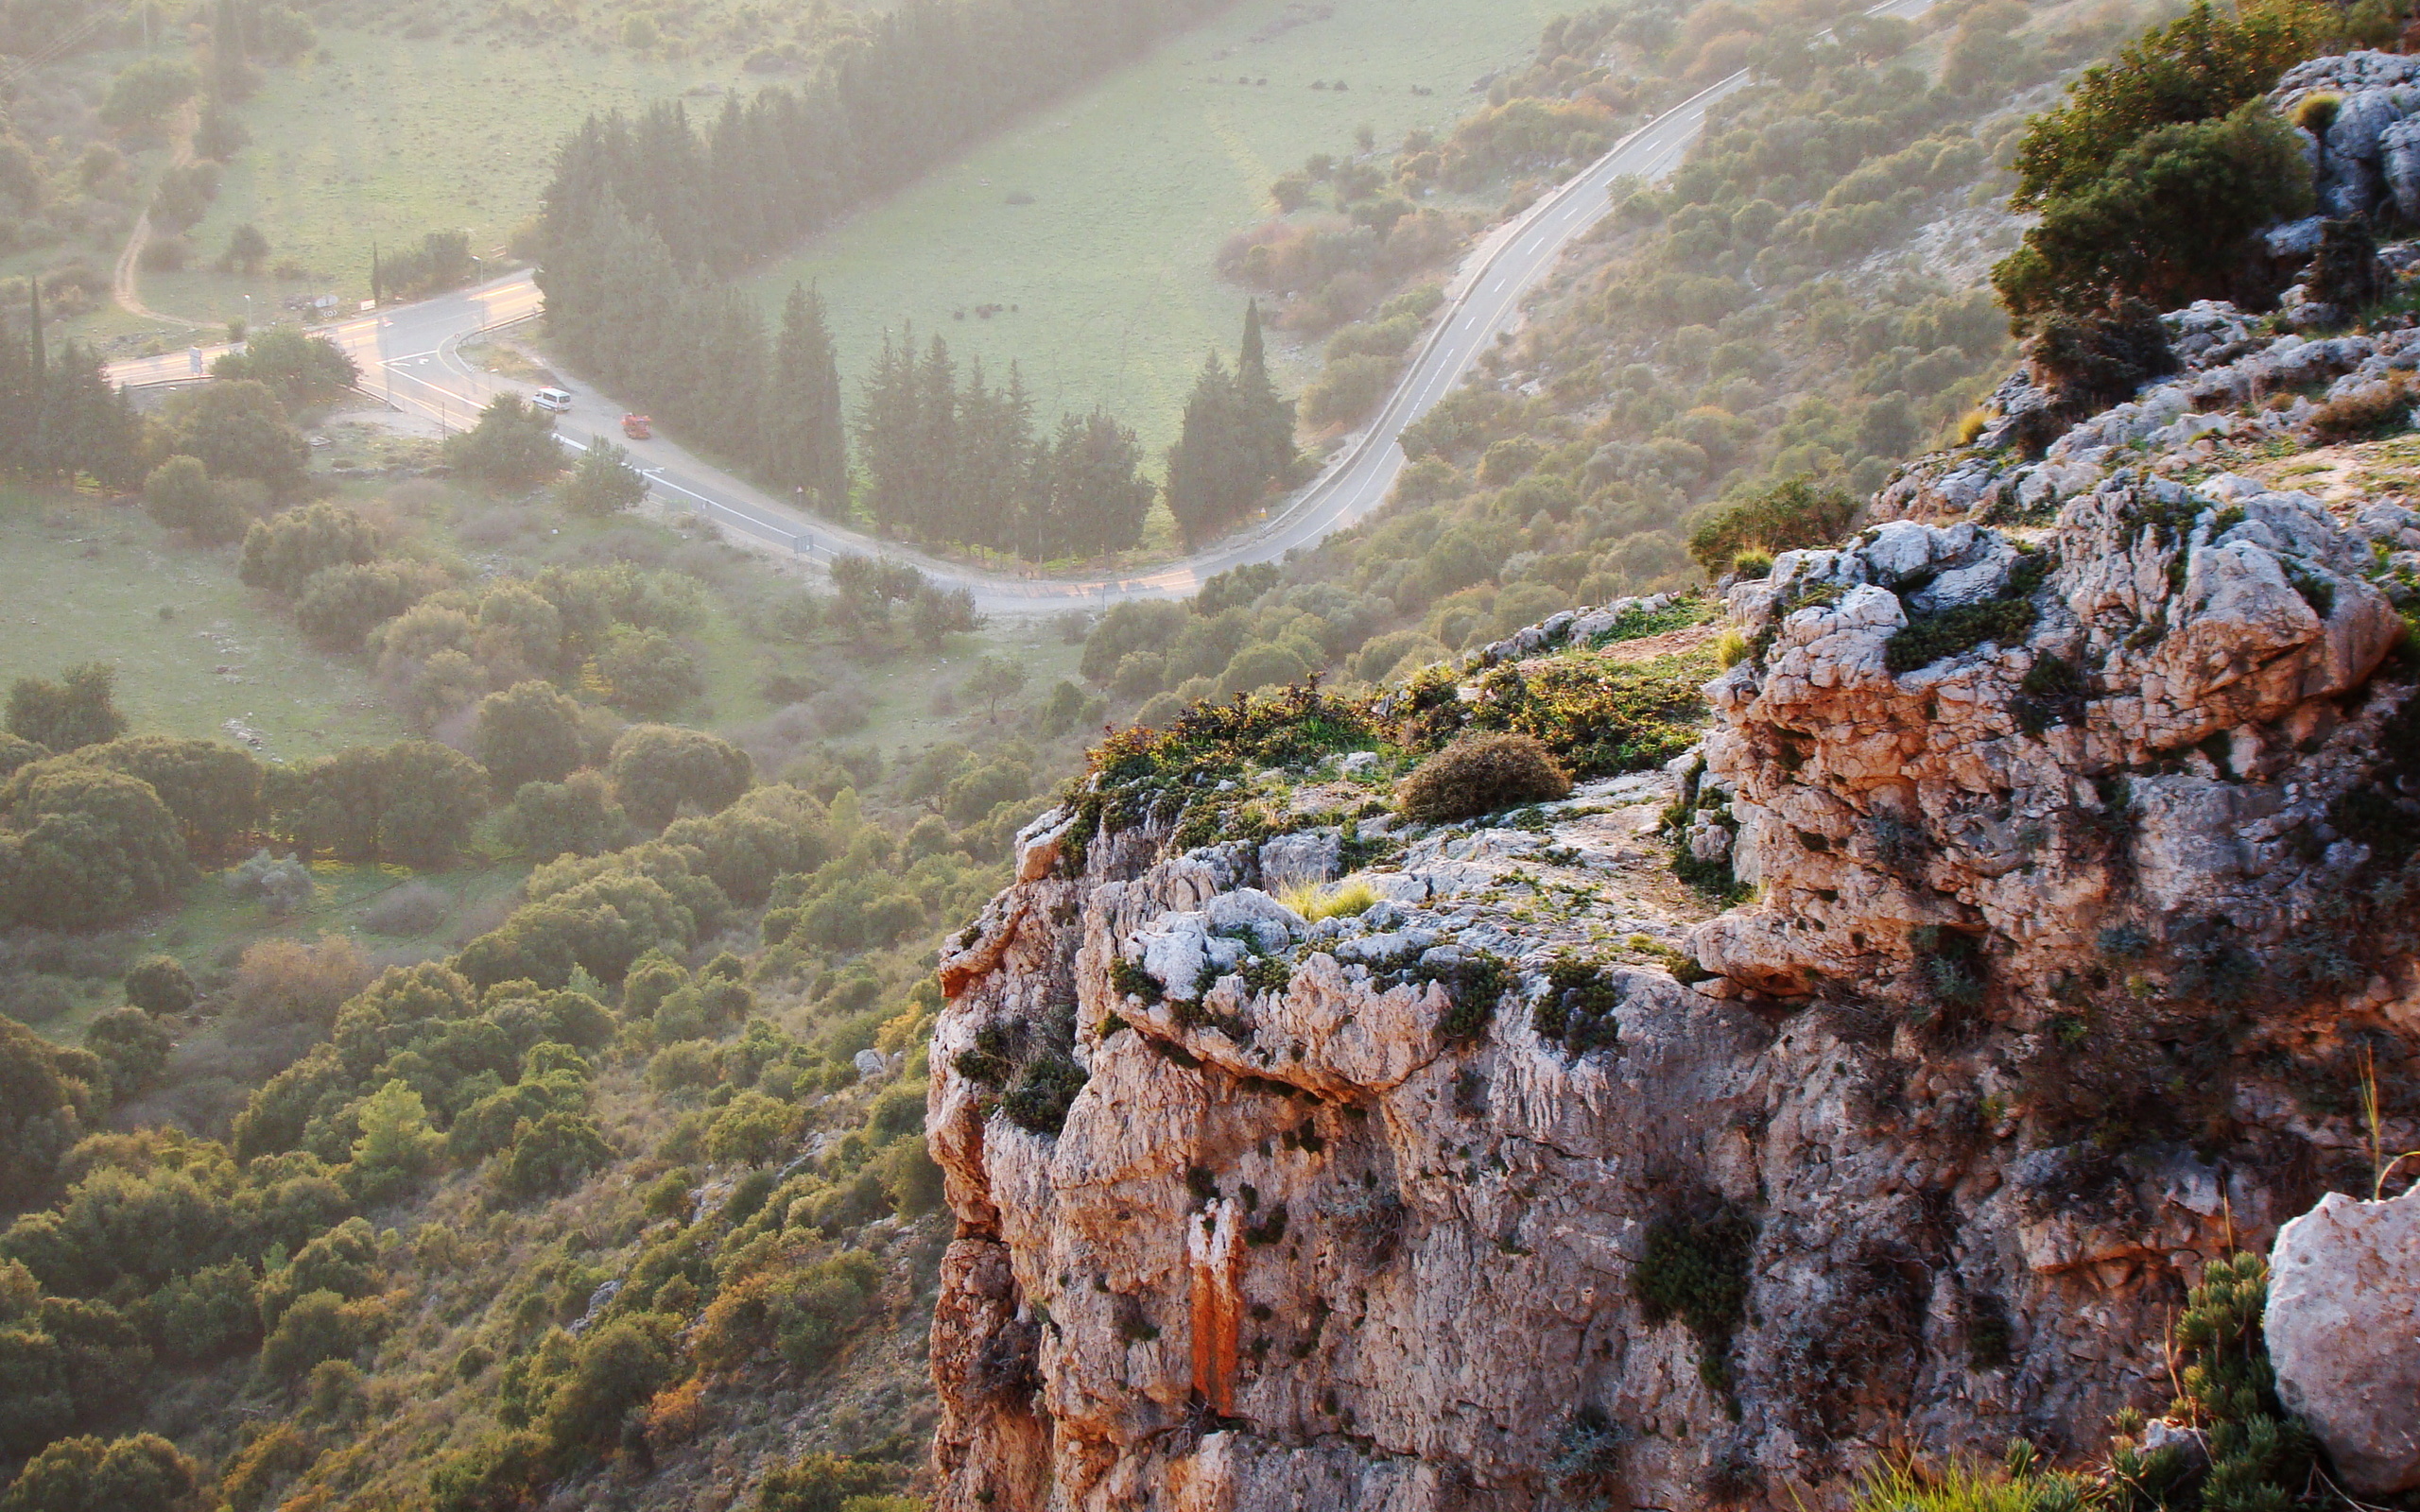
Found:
<box><xmin>26</xmin><ymin>279</ymin><xmax>43</xmax><ymax>472</ymax></box>
<box><xmin>908</xmin><ymin>334</ymin><xmax>958</xmax><ymax>540</ymax></box>
<box><xmin>1042</xmin><ymin>409</ymin><xmax>1150</xmax><ymax>559</ymax></box>
<box><xmin>854</xmin><ymin>325</ymin><xmax>920</xmax><ymax>534</ymax></box>
<box><xmin>1165</xmin><ymin>351</ymin><xmax>1238</xmax><ymax>547</ymax></box>
<box><xmin>1234</xmin><ymin>299</ymin><xmax>1296</xmax><ymax>486</ymax></box>
<box><xmin>766</xmin><ymin>284</ymin><xmax>849</xmax><ymax>516</ymax></box>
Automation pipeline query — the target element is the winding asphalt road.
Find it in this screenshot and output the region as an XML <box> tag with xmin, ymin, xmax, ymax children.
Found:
<box><xmin>106</xmin><ymin>0</ymin><xmax>1929</xmax><ymax>615</ymax></box>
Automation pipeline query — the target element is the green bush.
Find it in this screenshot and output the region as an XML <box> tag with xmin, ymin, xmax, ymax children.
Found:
<box><xmin>538</xmin><ymin>1316</ymin><xmax>673</xmax><ymax>1458</ymax></box>
<box><xmin>1687</xmin><ymin>477</ymin><xmax>1860</xmax><ymax>577</ymax></box>
<box><xmin>140</xmin><ymin>455</ymin><xmax>250</xmax><ymax>543</ymax></box>
<box><xmin>0</xmin><ymin>1432</ymin><xmax>198</xmax><ymax>1512</ymax></box>
<box><xmin>1994</xmin><ymin>105</ymin><xmax>2312</xmax><ymax>324</ymax></box>
<box><xmin>472</xmin><ymin>681</ymin><xmax>587</xmax><ymax>796</ymax></box>
<box><xmin>751</xmin><ymin>1452</ymin><xmax>896</xmax><ymax>1512</ymax></box>
<box><xmin>258</xmin><ymin>1289</ymin><xmax>376</xmax><ymax>1381</ymax></box>
<box><xmin>607</xmin><ymin>725</ymin><xmax>752</xmax><ymax>832</ymax></box>
<box><xmin>5</xmin><ymin>666</ymin><xmax>125</xmax><ymax>756</ymax></box>
<box><xmin>771</xmin><ymin>1250</ymin><xmax>880</xmax><ymax>1373</ymax></box>
<box><xmin>82</xmin><ymin>1010</ymin><xmax>171</xmax><ymax>1100</ymax></box>
<box><xmin>1397</xmin><ymin>731</ymin><xmax>1571</xmax><ymax>823</ymax></box>
<box><xmin>0</xmin><ymin>766</ymin><xmax>191</xmax><ymax>931</ymax></box>
<box><xmin>121</xmin><ymin>957</ymin><xmax>195</xmax><ymax>1017</ymax></box>
<box><xmin>1884</xmin><ymin>598</ymin><xmax>2038</xmax><ymax>675</ymax></box>
<box><xmin>500</xmin><ymin>1110</ymin><xmax>614</xmax><ymax>1198</ymax></box>
<box><xmin>239</xmin><ymin>502</ymin><xmax>379</xmax><ymax>599</ymax></box>
<box><xmin>443</xmin><ymin>395</ymin><xmax>562</xmax><ymax>488</ymax></box>
<box><xmin>2007</xmin><ymin>0</ymin><xmax>2324</xmax><ymax>209</ymax></box>
<box><xmin>294</xmin><ymin>561</ymin><xmax>441</xmax><ymax>650</ymax></box>
<box><xmin>499</xmin><ymin>772</ymin><xmax>628</xmax><ymax>862</ymax></box>
<box><xmin>558</xmin><ymin>437</ymin><xmax>648</xmax><ymax>517</ymax></box>
<box><xmin>167</xmin><ymin>380</ymin><xmax>308</xmax><ymax>494</ymax></box>
<box><xmin>210</xmin><ymin>327</ymin><xmax>357</xmax><ymax>407</ymax></box>
<box><xmin>1634</xmin><ymin>1198</ymin><xmax>1756</xmax><ymax>1399</ymax></box>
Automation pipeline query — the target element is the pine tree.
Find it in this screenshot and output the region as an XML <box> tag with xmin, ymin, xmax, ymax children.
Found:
<box><xmin>765</xmin><ymin>284</ymin><xmax>848</xmax><ymax>516</ymax></box>
<box><xmin>370</xmin><ymin>241</ymin><xmax>382</xmax><ymax>306</ymax></box>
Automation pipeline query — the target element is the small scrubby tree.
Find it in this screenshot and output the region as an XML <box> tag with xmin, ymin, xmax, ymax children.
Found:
<box><xmin>558</xmin><ymin>437</ymin><xmax>648</xmax><ymax>516</ymax></box>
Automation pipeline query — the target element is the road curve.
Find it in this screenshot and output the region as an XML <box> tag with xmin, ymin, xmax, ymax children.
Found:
<box><xmin>108</xmin><ymin>0</ymin><xmax>1928</xmax><ymax>615</ymax></box>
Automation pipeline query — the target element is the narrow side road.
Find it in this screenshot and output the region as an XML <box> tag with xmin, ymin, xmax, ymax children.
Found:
<box><xmin>109</xmin><ymin>0</ymin><xmax>1930</xmax><ymax>613</ymax></box>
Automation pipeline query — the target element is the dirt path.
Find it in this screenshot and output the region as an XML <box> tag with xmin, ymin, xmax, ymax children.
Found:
<box><xmin>112</xmin><ymin>100</ymin><xmax>208</xmax><ymax>330</ymax></box>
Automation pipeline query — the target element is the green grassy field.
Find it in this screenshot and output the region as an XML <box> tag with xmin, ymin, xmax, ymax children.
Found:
<box><xmin>742</xmin><ymin>0</ymin><xmax>1555</xmax><ymax>455</ymax></box>
<box><xmin>0</xmin><ymin>486</ymin><xmax>410</xmax><ymax>761</ymax></box>
<box><xmin>143</xmin><ymin>29</ymin><xmax>745</xmax><ymax>326</ymax></box>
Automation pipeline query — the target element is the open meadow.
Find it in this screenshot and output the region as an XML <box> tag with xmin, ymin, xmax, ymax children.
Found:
<box><xmin>140</xmin><ymin>29</ymin><xmax>746</xmax><ymax>328</ymax></box>
<box><xmin>741</xmin><ymin>0</ymin><xmax>1557</xmax><ymax>455</ymax></box>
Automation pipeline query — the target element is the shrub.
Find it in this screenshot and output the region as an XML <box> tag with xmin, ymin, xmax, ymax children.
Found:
<box><xmin>84</xmin><ymin>1008</ymin><xmax>172</xmax><ymax>1098</ymax></box>
<box><xmin>751</xmin><ymin>1452</ymin><xmax>895</xmax><ymax>1512</ymax></box>
<box><xmin>498</xmin><ymin>772</ymin><xmax>628</xmax><ymax>861</ymax></box>
<box><xmin>539</xmin><ymin>1317</ymin><xmax>674</xmax><ymax>1458</ymax></box>
<box><xmin>596</xmin><ymin>627</ymin><xmax>702</xmax><ymax>717</ymax></box>
<box><xmin>28</xmin><ymin>735</ymin><xmax>265</xmax><ymax>856</ymax></box>
<box><xmin>0</xmin><ymin>1433</ymin><xmax>198</xmax><ymax>1512</ymax></box>
<box><xmin>1277</xmin><ymin>876</ymin><xmax>1376</xmax><ymax>920</ymax></box>
<box><xmin>1686</xmin><ymin>477</ymin><xmax>1860</xmax><ymax>577</ymax></box>
<box><xmin>557</xmin><ymin>438</ymin><xmax>648</xmax><ymax>517</ymax></box>
<box><xmin>258</xmin><ymin>1289</ymin><xmax>376</xmax><ymax>1380</ymax></box>
<box><xmin>607</xmin><ymin>726</ymin><xmax>752</xmax><ymax>832</ymax></box>
<box><xmin>472</xmin><ymin>681</ymin><xmax>587</xmax><ymax>796</ymax></box>
<box><xmin>500</xmin><ymin>1110</ymin><xmax>613</xmax><ymax>1198</ymax></box>
<box><xmin>141</xmin><ymin>455</ymin><xmax>249</xmax><ymax>543</ymax></box>
<box><xmin>0</xmin><ymin>766</ymin><xmax>190</xmax><ymax>930</ymax></box>
<box><xmin>1884</xmin><ymin>598</ymin><xmax>2039</xmax><ymax>674</ymax></box>
<box><xmin>225</xmin><ymin>935</ymin><xmax>372</xmax><ymax>1025</ymax></box>
<box><xmin>294</xmin><ymin>561</ymin><xmax>442</xmax><ymax>650</ymax></box>
<box><xmin>2309</xmin><ymin>374</ymin><xmax>2415</xmax><ymax>443</ymax></box>
<box><xmin>2007</xmin><ymin>0</ymin><xmax>2325</xmax><ymax>208</ymax></box>
<box><xmin>1994</xmin><ymin>105</ymin><xmax>2313</xmax><ymax>324</ymax></box>
<box><xmin>443</xmin><ymin>395</ymin><xmax>562</xmax><ymax>488</ymax></box>
<box><xmin>361</xmin><ymin>881</ymin><xmax>450</xmax><ymax>936</ymax></box>
<box><xmin>211</xmin><ymin>327</ymin><xmax>357</xmax><ymax>407</ymax></box>
<box><xmin>1001</xmin><ymin>1047</ymin><xmax>1088</xmax><ymax>1137</ymax></box>
<box><xmin>1397</xmin><ymin>731</ymin><xmax>1571</xmax><ymax>822</ymax></box>
<box><xmin>167</xmin><ymin>380</ymin><xmax>308</xmax><ymax>493</ymax></box>
<box><xmin>238</xmin><ymin>502</ymin><xmax>378</xmax><ymax>598</ymax></box>
<box><xmin>274</xmin><ymin>740</ymin><xmax>490</xmax><ymax>866</ymax></box>
<box><xmin>771</xmin><ymin>1250</ymin><xmax>880</xmax><ymax>1372</ymax></box>
<box><xmin>6</xmin><ymin>665</ymin><xmax>126</xmax><ymax>754</ymax></box>
<box><xmin>1634</xmin><ymin>1196</ymin><xmax>1756</xmax><ymax>1397</ymax></box>
<box><xmin>121</xmin><ymin>956</ymin><xmax>195</xmax><ymax>1016</ymax></box>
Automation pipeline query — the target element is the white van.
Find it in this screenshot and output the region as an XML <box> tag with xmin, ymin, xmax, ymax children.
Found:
<box><xmin>531</xmin><ymin>387</ymin><xmax>574</xmax><ymax>413</ymax></box>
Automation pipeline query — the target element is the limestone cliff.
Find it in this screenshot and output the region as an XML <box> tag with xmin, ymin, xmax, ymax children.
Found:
<box><xmin>920</xmin><ymin>307</ymin><xmax>2420</xmax><ymax>1512</ymax></box>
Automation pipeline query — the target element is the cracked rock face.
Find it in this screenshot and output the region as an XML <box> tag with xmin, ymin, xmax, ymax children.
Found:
<box><xmin>2266</xmin><ymin>1186</ymin><xmax>2420</xmax><ymax>1495</ymax></box>
<box><xmin>1695</xmin><ymin>469</ymin><xmax>2401</xmax><ymax>999</ymax></box>
<box><xmin>924</xmin><ymin>770</ymin><xmax>2292</xmax><ymax>1510</ymax></box>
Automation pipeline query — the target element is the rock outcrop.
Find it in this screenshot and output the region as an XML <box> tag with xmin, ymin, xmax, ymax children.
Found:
<box><xmin>2265</xmin><ymin>1185</ymin><xmax>2420</xmax><ymax>1495</ymax></box>
<box><xmin>925</xmin><ymin>93</ymin><xmax>2420</xmax><ymax>1509</ymax></box>
<box><xmin>924</xmin><ymin>507</ymin><xmax>2420</xmax><ymax>1511</ymax></box>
